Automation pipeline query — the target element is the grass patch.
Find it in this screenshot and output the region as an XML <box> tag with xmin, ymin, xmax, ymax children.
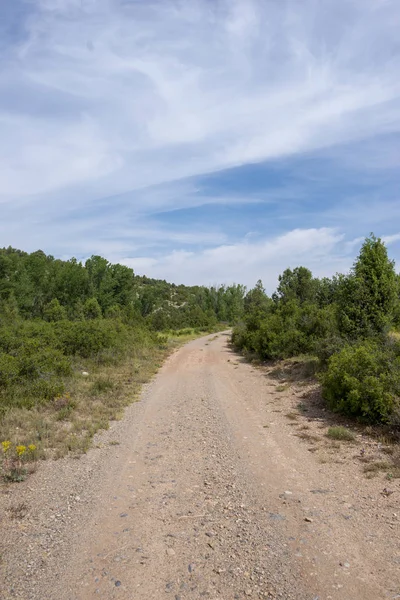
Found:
<box><xmin>326</xmin><ymin>426</ymin><xmax>356</xmax><ymax>442</ymax></box>
<box><xmin>1</xmin><ymin>328</ymin><xmax>203</xmax><ymax>464</ymax></box>
<box><xmin>363</xmin><ymin>461</ymin><xmax>391</xmax><ymax>474</ymax></box>
<box><xmin>269</xmin><ymin>355</ymin><xmax>319</xmax><ymax>382</ymax></box>
<box><xmin>90</xmin><ymin>377</ymin><xmax>116</xmax><ymax>395</ymax></box>
<box><xmin>386</xmin><ymin>467</ymin><xmax>400</xmax><ymax>480</ymax></box>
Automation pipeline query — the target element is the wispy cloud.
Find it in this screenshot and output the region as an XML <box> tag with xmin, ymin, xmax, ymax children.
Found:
<box><xmin>2</xmin><ymin>0</ymin><xmax>400</xmax><ymax>201</ymax></box>
<box><xmin>122</xmin><ymin>227</ymin><xmax>351</xmax><ymax>290</ymax></box>
<box><xmin>1</xmin><ymin>0</ymin><xmax>400</xmax><ymax>285</ymax></box>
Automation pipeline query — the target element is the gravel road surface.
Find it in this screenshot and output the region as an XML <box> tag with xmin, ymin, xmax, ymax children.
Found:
<box><xmin>1</xmin><ymin>332</ymin><xmax>399</xmax><ymax>599</ymax></box>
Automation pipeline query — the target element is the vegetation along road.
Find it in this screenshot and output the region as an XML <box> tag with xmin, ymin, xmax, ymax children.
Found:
<box><xmin>1</xmin><ymin>331</ymin><xmax>399</xmax><ymax>600</ymax></box>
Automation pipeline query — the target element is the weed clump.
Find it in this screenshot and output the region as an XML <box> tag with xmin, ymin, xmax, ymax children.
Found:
<box><xmin>326</xmin><ymin>426</ymin><xmax>356</xmax><ymax>442</ymax></box>
<box><xmin>1</xmin><ymin>441</ymin><xmax>37</xmax><ymax>482</ymax></box>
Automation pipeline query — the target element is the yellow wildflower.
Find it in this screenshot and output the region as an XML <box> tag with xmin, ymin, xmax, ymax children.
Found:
<box><xmin>2</xmin><ymin>440</ymin><xmax>11</xmax><ymax>453</ymax></box>
<box><xmin>28</xmin><ymin>444</ymin><xmax>37</xmax><ymax>452</ymax></box>
<box><xmin>16</xmin><ymin>445</ymin><xmax>26</xmax><ymax>457</ymax></box>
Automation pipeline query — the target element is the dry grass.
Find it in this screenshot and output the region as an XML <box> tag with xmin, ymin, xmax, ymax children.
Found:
<box><xmin>269</xmin><ymin>356</ymin><xmax>319</xmax><ymax>382</ymax></box>
<box><xmin>326</xmin><ymin>426</ymin><xmax>356</xmax><ymax>442</ymax></box>
<box><xmin>381</xmin><ymin>446</ymin><xmax>395</xmax><ymax>455</ymax></box>
<box><xmin>363</xmin><ymin>461</ymin><xmax>391</xmax><ymax>474</ymax></box>
<box><xmin>8</xmin><ymin>502</ymin><xmax>28</xmax><ymax>520</ymax></box>
<box><xmin>386</xmin><ymin>448</ymin><xmax>400</xmax><ymax>479</ymax></box>
<box><xmin>387</xmin><ymin>467</ymin><xmax>400</xmax><ymax>479</ymax></box>
<box><xmin>0</xmin><ymin>334</ymin><xmax>196</xmax><ymax>461</ymax></box>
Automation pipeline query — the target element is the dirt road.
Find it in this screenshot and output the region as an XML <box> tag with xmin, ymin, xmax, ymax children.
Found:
<box><xmin>1</xmin><ymin>333</ymin><xmax>399</xmax><ymax>599</ymax></box>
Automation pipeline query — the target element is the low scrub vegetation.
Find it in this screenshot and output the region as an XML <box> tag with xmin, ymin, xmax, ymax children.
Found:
<box><xmin>326</xmin><ymin>426</ymin><xmax>356</xmax><ymax>442</ymax></box>
<box><xmin>233</xmin><ymin>235</ymin><xmax>400</xmax><ymax>425</ymax></box>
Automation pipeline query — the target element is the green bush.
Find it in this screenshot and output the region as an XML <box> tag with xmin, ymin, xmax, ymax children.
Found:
<box><xmin>314</xmin><ymin>334</ymin><xmax>346</xmax><ymax>366</ymax></box>
<box><xmin>321</xmin><ymin>341</ymin><xmax>400</xmax><ymax>422</ymax></box>
<box><xmin>55</xmin><ymin>320</ymin><xmax>123</xmax><ymax>358</ymax></box>
<box><xmin>43</xmin><ymin>299</ymin><xmax>66</xmax><ymax>322</ymax></box>
<box><xmin>28</xmin><ymin>378</ymin><xmax>65</xmax><ymax>404</ymax></box>
<box><xmin>83</xmin><ymin>297</ymin><xmax>102</xmax><ymax>320</ymax></box>
<box><xmin>326</xmin><ymin>426</ymin><xmax>356</xmax><ymax>441</ymax></box>
<box><xmin>231</xmin><ymin>322</ymin><xmax>248</xmax><ymax>350</ymax></box>
<box><xmin>0</xmin><ymin>353</ymin><xmax>18</xmax><ymax>387</ymax></box>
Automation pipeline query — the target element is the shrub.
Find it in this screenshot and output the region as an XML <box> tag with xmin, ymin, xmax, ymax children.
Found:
<box><xmin>83</xmin><ymin>297</ymin><xmax>102</xmax><ymax>320</ymax></box>
<box><xmin>326</xmin><ymin>426</ymin><xmax>356</xmax><ymax>441</ymax></box>
<box><xmin>0</xmin><ymin>353</ymin><xmax>18</xmax><ymax>387</ymax></box>
<box><xmin>314</xmin><ymin>334</ymin><xmax>346</xmax><ymax>366</ymax></box>
<box><xmin>55</xmin><ymin>320</ymin><xmax>123</xmax><ymax>358</ymax></box>
<box><xmin>321</xmin><ymin>341</ymin><xmax>400</xmax><ymax>422</ymax></box>
<box><xmin>231</xmin><ymin>322</ymin><xmax>248</xmax><ymax>350</ymax></box>
<box><xmin>43</xmin><ymin>299</ymin><xmax>66</xmax><ymax>322</ymax></box>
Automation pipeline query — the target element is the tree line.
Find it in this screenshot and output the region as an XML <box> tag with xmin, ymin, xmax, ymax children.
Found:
<box><xmin>0</xmin><ymin>247</ymin><xmax>245</xmax><ymax>416</ymax></box>
<box><xmin>232</xmin><ymin>235</ymin><xmax>400</xmax><ymax>424</ymax></box>
<box><xmin>0</xmin><ymin>247</ymin><xmax>245</xmax><ymax>329</ymax></box>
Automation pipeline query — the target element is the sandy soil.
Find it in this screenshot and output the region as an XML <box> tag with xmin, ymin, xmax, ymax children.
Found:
<box><xmin>1</xmin><ymin>332</ymin><xmax>399</xmax><ymax>600</ymax></box>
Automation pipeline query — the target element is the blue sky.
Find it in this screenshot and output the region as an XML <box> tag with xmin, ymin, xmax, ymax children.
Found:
<box><xmin>1</xmin><ymin>0</ymin><xmax>400</xmax><ymax>292</ymax></box>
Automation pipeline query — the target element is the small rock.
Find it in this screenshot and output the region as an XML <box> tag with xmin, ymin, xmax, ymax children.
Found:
<box><xmin>81</xmin><ymin>371</ymin><xmax>89</xmax><ymax>377</ymax></box>
<box><xmin>166</xmin><ymin>548</ymin><xmax>176</xmax><ymax>557</ymax></box>
<box><xmin>304</xmin><ymin>517</ymin><xmax>313</xmax><ymax>523</ymax></box>
<box><xmin>115</xmin><ymin>580</ymin><xmax>121</xmax><ymax>587</ymax></box>
<box><xmin>120</xmin><ymin>513</ymin><xmax>128</xmax><ymax>518</ymax></box>
<box><xmin>188</xmin><ymin>563</ymin><xmax>195</xmax><ymax>573</ymax></box>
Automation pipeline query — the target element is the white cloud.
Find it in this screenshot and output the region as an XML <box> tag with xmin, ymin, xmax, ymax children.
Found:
<box><xmin>382</xmin><ymin>232</ymin><xmax>400</xmax><ymax>246</ymax></box>
<box><xmin>1</xmin><ymin>0</ymin><xmax>400</xmax><ymax>285</ymax></box>
<box><xmin>1</xmin><ymin>0</ymin><xmax>400</xmax><ymax>205</ymax></box>
<box><xmin>122</xmin><ymin>227</ymin><xmax>349</xmax><ymax>291</ymax></box>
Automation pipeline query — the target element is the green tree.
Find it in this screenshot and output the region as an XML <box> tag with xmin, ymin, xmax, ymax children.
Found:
<box><xmin>273</xmin><ymin>267</ymin><xmax>317</xmax><ymax>305</ymax></box>
<box><xmin>338</xmin><ymin>235</ymin><xmax>397</xmax><ymax>337</ymax></box>
<box><xmin>83</xmin><ymin>297</ymin><xmax>102</xmax><ymax>320</ymax></box>
<box><xmin>243</xmin><ymin>280</ymin><xmax>272</xmax><ymax>331</ymax></box>
<box><xmin>43</xmin><ymin>298</ymin><xmax>66</xmax><ymax>322</ymax></box>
